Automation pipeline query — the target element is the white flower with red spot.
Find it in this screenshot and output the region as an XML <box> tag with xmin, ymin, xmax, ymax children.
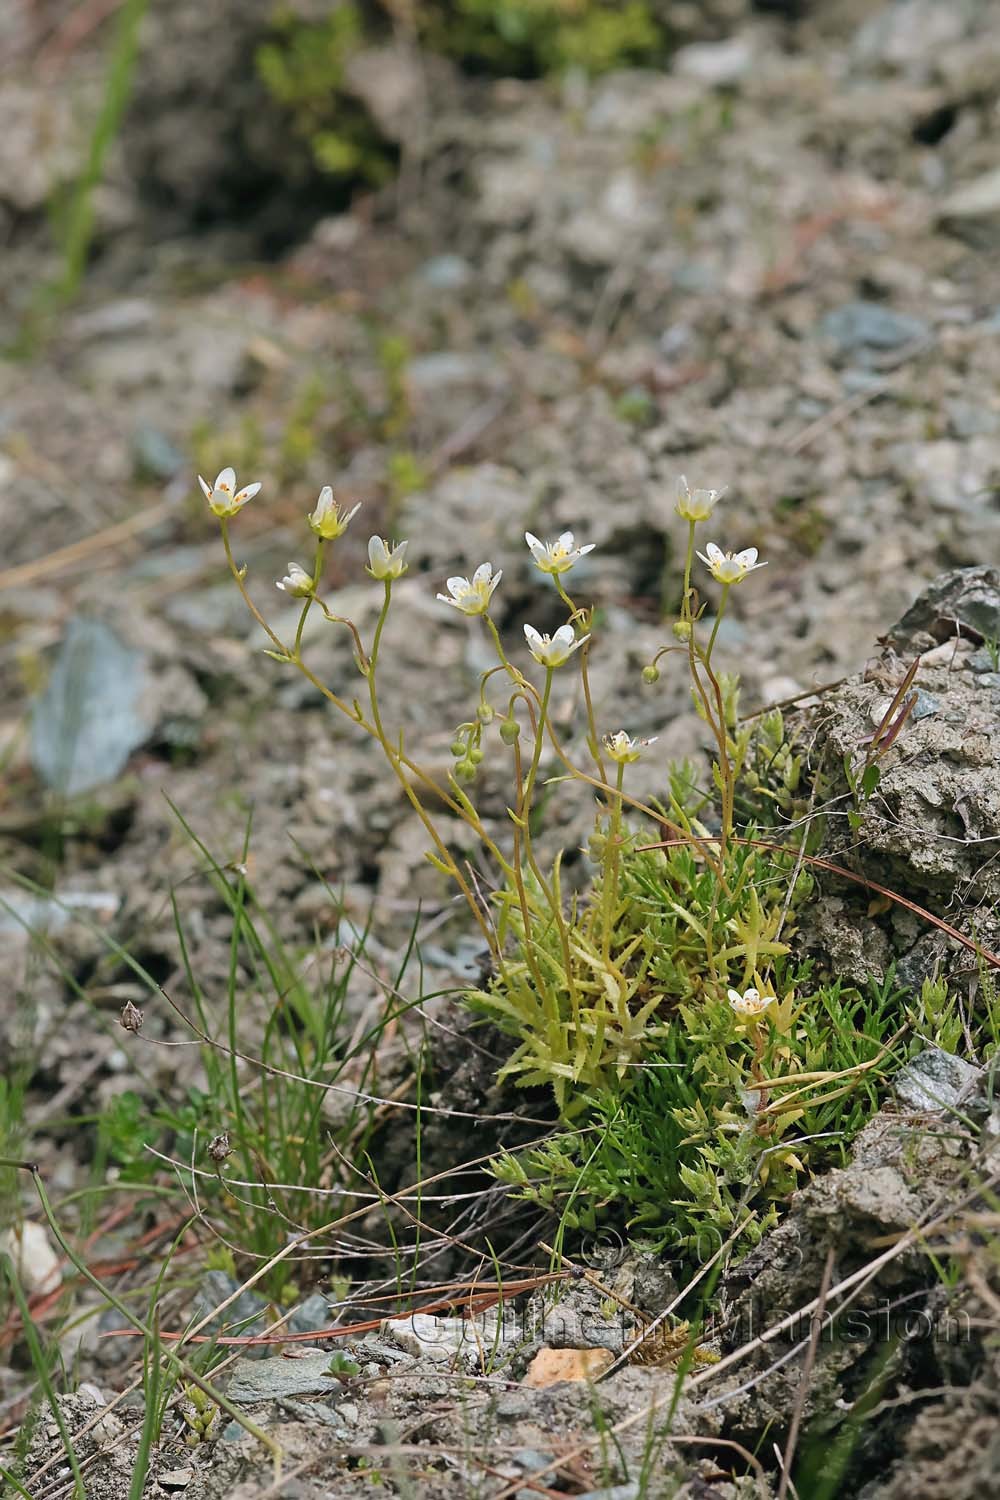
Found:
<box><xmin>524</xmin><ymin>531</ymin><xmax>595</xmax><ymax>576</ymax></box>
<box><xmin>198</xmin><ymin>467</ymin><xmax>261</xmax><ymax>518</ymax></box>
<box><xmin>604</xmin><ymin>731</ymin><xmax>656</xmax><ymax>764</ymax></box>
<box><xmin>367</xmin><ymin>536</ymin><xmax>409</xmax><ymax>581</ymax></box>
<box><xmin>309</xmin><ymin>486</ymin><xmax>361</xmax><ymax>540</ymax></box>
<box><xmin>437</xmin><ymin>563</ymin><xmax>502</xmax><ymax>616</ymax></box>
<box><xmin>697</xmin><ymin>542</ymin><xmax>767</xmax><ymax>585</ymax></box>
<box><xmin>728</xmin><ymin>987</ymin><xmax>774</xmax><ymax>1019</ymax></box>
<box><xmin>674</xmin><ymin>475</ymin><xmax>724</xmax><ymax>523</ymax></box>
<box><xmin>523</xmin><ymin>623</ymin><xmax>589</xmax><ymax>667</ymax></box>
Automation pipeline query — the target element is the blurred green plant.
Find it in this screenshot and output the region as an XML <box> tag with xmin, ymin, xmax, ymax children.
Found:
<box><xmin>15</xmin><ymin>0</ymin><xmax>149</xmax><ymax>353</ymax></box>
<box><xmin>257</xmin><ymin>8</ymin><xmax>397</xmax><ymax>184</ymax></box>
<box><xmin>425</xmin><ymin>0</ymin><xmax>666</xmax><ymax>75</ymax></box>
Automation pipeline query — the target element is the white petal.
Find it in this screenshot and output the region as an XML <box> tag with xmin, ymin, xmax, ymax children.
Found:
<box><xmin>523</xmin><ymin>624</ymin><xmax>543</xmax><ymax>649</ymax></box>
<box><xmin>197</xmin><ymin>474</ymin><xmax>213</xmax><ymax>499</ymax></box>
<box><xmin>233</xmin><ymin>482</ymin><xmax>261</xmax><ymax>505</ymax></box>
<box><xmin>728</xmin><ymin>989</ymin><xmax>743</xmax><ymax>1005</ymax></box>
<box><xmin>437</xmin><ymin>593</ymin><xmax>460</xmax><ymax>607</ymax></box>
<box><xmin>369</xmin><ymin>536</ymin><xmax>386</xmax><ymax>566</ymax></box>
<box><xmin>743</xmin><ymin>988</ymin><xmax>760</xmax><ymax>1003</ymax></box>
<box><xmin>735</xmin><ymin>548</ymin><xmax>758</xmax><ymax>567</ymax></box>
<box><xmin>578</xmin><ymin>543</ymin><xmax>596</xmax><ymax>557</ymax></box>
<box><xmin>472</xmin><ymin>562</ymin><xmax>493</xmax><ymax>583</ymax></box>
<box><xmin>446</xmin><ymin>576</ymin><xmax>469</xmax><ymax>595</ymax></box>
<box><xmin>705</xmin><ymin>542</ymin><xmax>724</xmax><ymax>563</ymax></box>
<box><xmin>317</xmin><ymin>485</ymin><xmax>334</xmax><ymax>506</ymax></box>
<box><xmin>394</xmin><ymin>540</ymin><xmax>408</xmax><ymax>560</ymax></box>
<box><xmin>552</xmin><ymin>625</ymin><xmax>576</xmax><ymax>646</ymax></box>
<box><xmin>214</xmin><ymin>467</ymin><xmax>236</xmax><ymax>494</ymax></box>
<box><xmin>525</xmin><ymin>532</ymin><xmax>544</xmax><ymax>555</ymax></box>
<box><xmin>489</xmin><ymin>569</ymin><xmax>502</xmax><ymax>589</ymax></box>
<box><xmin>558</xmin><ymin>531</ymin><xmax>575</xmax><ymax>550</ymax></box>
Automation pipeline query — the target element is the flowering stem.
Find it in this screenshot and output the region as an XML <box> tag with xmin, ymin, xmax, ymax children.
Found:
<box><xmin>293</xmin><ymin>540</ymin><xmax>325</xmax><ymax>660</ymax></box>
<box><xmin>220</xmin><ymin>521</ymin><xmax>288</xmax><ymax>657</ymax></box>
<box><xmin>601</xmin><ymin>760</ymin><xmax>626</xmax><ymax>964</ymax></box>
<box><xmin>705</xmin><ymin>582</ymin><xmax>730</xmax><ymax>665</ymax></box>
<box><xmin>485</xmin><ymin>614</ymin><xmax>515</xmax><ymax>674</ymax></box>
<box><xmin>366</xmin><ymin>581</ymin><xmax>499</xmax><ymax>961</ymax></box>
<box><xmin>555</xmin><ymin>579</ymin><xmax>605</xmax><ymax>782</ymax></box>
<box><xmin>514</xmin><ymin>674</ymin><xmax>580</xmax><ymax>1014</ymax></box>
<box><xmin>681</xmin><ymin>519</ymin><xmax>697</xmax><ymax>620</ymax></box>
<box><xmin>521</xmin><ymin>668</ymin><xmax>553</xmax><ymax>826</ymax></box>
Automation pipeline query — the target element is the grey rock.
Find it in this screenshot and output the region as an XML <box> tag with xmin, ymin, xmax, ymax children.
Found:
<box><xmin>276</xmin><ymin>1396</ymin><xmax>351</xmax><ymax>1431</ymax></box>
<box><xmin>890</xmin><ymin>566</ymin><xmax>1000</xmax><ymax>649</ymax></box>
<box><xmin>888</xmin><ymin>436</ymin><xmax>1000</xmax><ymax>510</ymax></box>
<box><xmin>158</xmin><ymin>1471</ymin><xmax>194</xmax><ymax>1491</ymax></box>
<box><xmin>418</xmin><ymin>254</ymin><xmax>472</xmax><ymax>291</ymax></box>
<box><xmin>31</xmin><ymin>618</ymin><xmax>150</xmax><ymax>796</ymax></box>
<box><xmin>343</xmin><ymin>45</ymin><xmax>429</xmax><ymax>144</ymax></box>
<box><xmin>672</xmin><ymin>37</ymin><xmax>752</xmax><ymax>86</ymax></box>
<box><xmin>819</xmin><ymin>301</ymin><xmax>930</xmax><ymax>361</ymax></box>
<box><xmin>0</xmin><ymin>890</ymin><xmax>119</xmax><ymax>939</ymax></box>
<box><xmin>132</xmin><ymin>425</ymin><xmax>185</xmax><ymax>479</ymax></box>
<box><xmin>194</xmin><ymin>1270</ymin><xmax>268</xmax><ymax>1347</ymax></box>
<box><xmin>939</xmin><ymin>167</ymin><xmax>1000</xmax><ymax>247</ymax></box>
<box><xmin>226</xmin><ymin>1350</ymin><xmax>348</xmax><ymax>1403</ymax></box>
<box><xmin>895</xmin><ymin>1047</ymin><xmax>981</xmax><ymax>1113</ymax></box>
<box><xmin>70</xmin><ymin>299</ymin><xmax>157</xmax><ymax>340</ymax></box>
<box><xmin>853</xmin><ymin>0</ymin><xmax>971</xmax><ymax>74</ymax></box>
<box><xmin>287</xmin><ymin>1293</ymin><xmax>333</xmax><ymax>1335</ymax></box>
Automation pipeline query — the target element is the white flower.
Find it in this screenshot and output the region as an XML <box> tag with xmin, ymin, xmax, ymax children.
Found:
<box><xmin>728</xmin><ymin>987</ymin><xmax>774</xmax><ymax>1019</ymax></box>
<box><xmin>309</xmin><ymin>486</ymin><xmax>361</xmax><ymax>540</ymax></box>
<box><xmin>276</xmin><ymin>562</ymin><xmax>314</xmax><ymax>597</ymax></box>
<box><xmin>437</xmin><ymin>563</ymin><xmax>502</xmax><ymax>616</ymax></box>
<box><xmin>367</xmin><ymin>536</ymin><xmax>409</xmax><ymax>581</ymax></box>
<box><xmin>198</xmin><ymin>466</ymin><xmax>261</xmax><ymax>519</ymax></box>
<box><xmin>525</xmin><ymin>531</ymin><xmax>596</xmax><ymax>576</ymax></box>
<box><xmin>697</xmin><ymin>542</ymin><xmax>767</xmax><ymax>585</ymax></box>
<box><xmin>604</xmin><ymin>730</ymin><xmax>657</xmax><ymax>764</ymax></box>
<box><xmin>675</xmin><ymin>475</ymin><xmax>724</xmax><ymax>523</ymax></box>
<box><xmin>523</xmin><ymin>623</ymin><xmax>589</xmax><ymax>667</ymax></box>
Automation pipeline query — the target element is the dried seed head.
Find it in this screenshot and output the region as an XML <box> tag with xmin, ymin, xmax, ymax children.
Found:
<box><xmin>207</xmin><ymin>1132</ymin><xmax>233</xmax><ymax>1163</ymax></box>
<box><xmin>119</xmin><ymin>1000</ymin><xmax>144</xmax><ymax>1034</ymax></box>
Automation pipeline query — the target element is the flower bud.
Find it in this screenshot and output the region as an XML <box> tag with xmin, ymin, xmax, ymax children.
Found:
<box><xmin>641</xmin><ymin>664</ymin><xmax>661</xmax><ymax>684</ymax></box>
<box><xmin>450</xmin><ymin>739</ymin><xmax>466</xmax><ymax>758</ymax></box>
<box><xmin>469</xmin><ymin>747</ymin><xmax>484</xmax><ymax>765</ymax></box>
<box><xmin>454</xmin><ymin>759</ymin><xmax>477</xmax><ymax>783</ymax></box>
<box><xmin>499</xmin><ymin>717</ymin><xmax>520</xmax><ymax>744</ymax></box>
<box><xmin>672</xmin><ymin>620</ymin><xmax>692</xmax><ymax>642</ymax></box>
<box><xmin>477</xmin><ymin>703</ymin><xmax>495</xmax><ymax>725</ymax></box>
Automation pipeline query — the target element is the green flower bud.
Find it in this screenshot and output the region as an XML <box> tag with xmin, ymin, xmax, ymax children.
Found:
<box><xmin>454</xmin><ymin>759</ymin><xmax>477</xmax><ymax>783</ymax></box>
<box><xmin>641</xmin><ymin>663</ymin><xmax>661</xmax><ymax>684</ymax></box>
<box><xmin>499</xmin><ymin>717</ymin><xmax>520</xmax><ymax>744</ymax></box>
<box><xmin>450</xmin><ymin>739</ymin><xmax>466</xmax><ymax>758</ymax></box>
<box><xmin>469</xmin><ymin>747</ymin><xmax>484</xmax><ymax>765</ymax></box>
<box><xmin>477</xmin><ymin>703</ymin><xmax>495</xmax><ymax>724</ymax></box>
<box><xmin>672</xmin><ymin>620</ymin><xmax>692</xmax><ymax>642</ymax></box>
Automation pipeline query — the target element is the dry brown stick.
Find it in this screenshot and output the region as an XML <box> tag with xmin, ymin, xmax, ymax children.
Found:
<box><xmin>777</xmin><ymin>1245</ymin><xmax>835</xmax><ymax>1500</ymax></box>
<box><xmin>0</xmin><ymin>500</ymin><xmax>171</xmax><ymax>592</ymax></box>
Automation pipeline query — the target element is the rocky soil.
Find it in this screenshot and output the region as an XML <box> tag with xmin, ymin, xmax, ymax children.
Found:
<box><xmin>4</xmin><ymin>0</ymin><xmax>1000</xmax><ymax>1494</ymax></box>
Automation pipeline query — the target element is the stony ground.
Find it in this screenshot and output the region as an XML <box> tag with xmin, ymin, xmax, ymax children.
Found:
<box><xmin>3</xmin><ymin>0</ymin><xmax>1000</xmax><ymax>1494</ymax></box>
